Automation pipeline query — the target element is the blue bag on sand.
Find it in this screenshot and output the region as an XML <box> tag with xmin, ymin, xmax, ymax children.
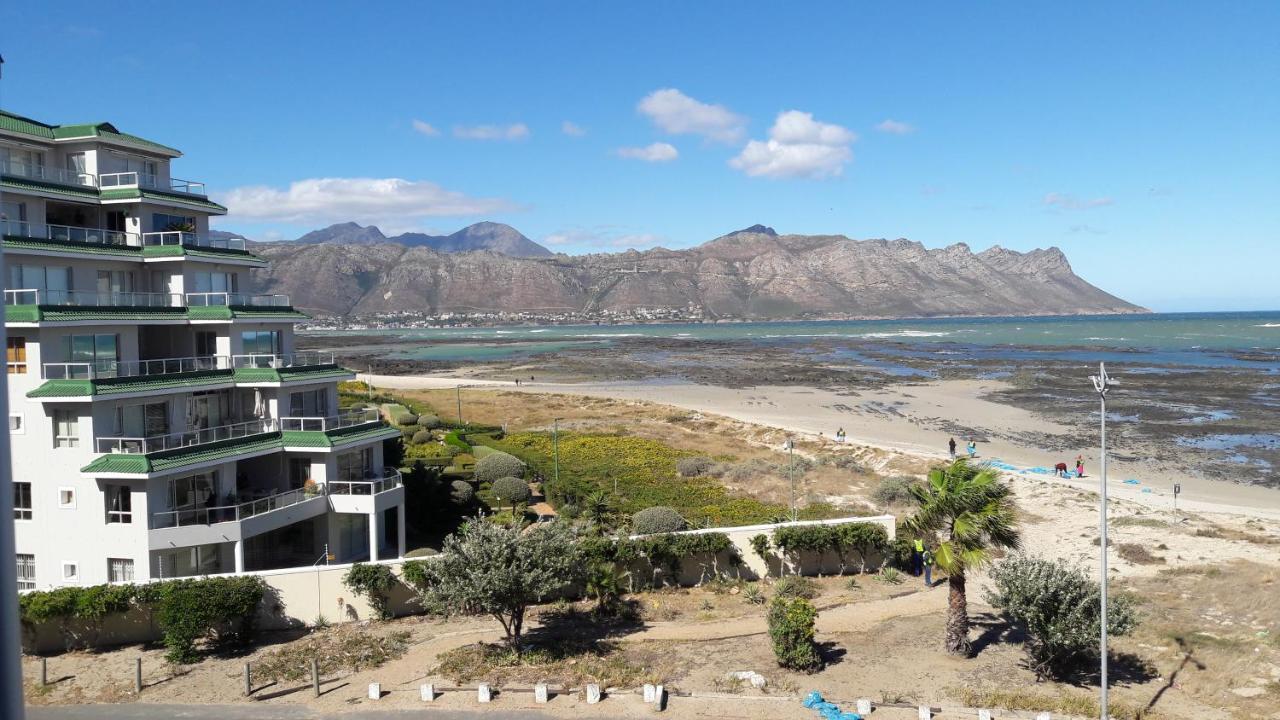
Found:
<box><xmin>803</xmin><ymin>691</ymin><xmax>825</xmax><ymax>708</ymax></box>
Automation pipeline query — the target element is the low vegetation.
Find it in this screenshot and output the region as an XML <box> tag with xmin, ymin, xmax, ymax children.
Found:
<box><xmin>767</xmin><ymin>595</ymin><xmax>822</xmax><ymax>672</ymax></box>
<box><xmin>342</xmin><ymin>563</ymin><xmax>399</xmax><ymax>621</ymax></box>
<box><xmin>632</xmin><ymin>506</ymin><xmax>687</xmax><ymax>534</ymax></box>
<box><xmin>253</xmin><ymin>627</ymin><xmax>410</xmax><ymax>683</ymax></box>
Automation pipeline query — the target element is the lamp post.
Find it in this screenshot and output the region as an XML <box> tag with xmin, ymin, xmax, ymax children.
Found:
<box><xmin>785</xmin><ymin>436</ymin><xmax>796</xmax><ymax>521</ymax></box>
<box><xmin>552</xmin><ymin>418</ymin><xmax>562</xmax><ymax>487</ymax></box>
<box><xmin>1089</xmin><ymin>362</ymin><xmax>1112</xmax><ymax>720</ymax></box>
<box><xmin>455</xmin><ymin>384</ymin><xmax>463</xmax><ymax>426</ymax></box>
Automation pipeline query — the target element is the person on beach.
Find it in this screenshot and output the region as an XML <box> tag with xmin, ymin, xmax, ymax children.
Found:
<box><xmin>922</xmin><ymin>546</ymin><xmax>935</xmax><ymax>587</ymax></box>
<box><xmin>911</xmin><ymin>538</ymin><xmax>925</xmax><ymax>576</ymax></box>
<box><xmin>967</xmin><ymin>440</ymin><xmax>977</xmax><ymax>459</ymax></box>
<box><xmin>1076</xmin><ymin>455</ymin><xmax>1085</xmax><ymax>477</ymax></box>
<box><xmin>1055</xmin><ymin>462</ymin><xmax>1069</xmax><ymax>477</ymax></box>
<box><xmin>949</xmin><ymin>437</ymin><xmax>957</xmax><ymax>458</ymax></box>
<box><xmin>836</xmin><ymin>427</ymin><xmax>846</xmax><ymax>443</ymax></box>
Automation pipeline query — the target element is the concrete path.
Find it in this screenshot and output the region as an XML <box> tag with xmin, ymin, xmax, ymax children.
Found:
<box><xmin>27</xmin><ymin>705</ymin><xmax>575</xmax><ymax>720</ymax></box>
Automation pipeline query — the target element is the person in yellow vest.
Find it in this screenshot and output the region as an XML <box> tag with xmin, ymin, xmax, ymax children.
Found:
<box><xmin>912</xmin><ymin>538</ymin><xmax>925</xmax><ymax>576</ymax></box>
<box><xmin>922</xmin><ymin>546</ymin><xmax>935</xmax><ymax>586</ymax></box>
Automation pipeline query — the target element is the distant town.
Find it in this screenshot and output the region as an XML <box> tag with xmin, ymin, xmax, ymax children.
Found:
<box><xmin>298</xmin><ymin>304</ymin><xmax>711</xmax><ymax>330</ymax></box>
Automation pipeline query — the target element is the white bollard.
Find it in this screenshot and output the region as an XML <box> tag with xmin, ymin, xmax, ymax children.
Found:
<box><xmin>420</xmin><ymin>683</ymin><xmax>435</xmax><ymax>702</ymax></box>
<box><xmin>918</xmin><ymin>706</ymin><xmax>931</xmax><ymax>720</ymax></box>
<box><xmin>478</xmin><ymin>683</ymin><xmax>492</xmax><ymax>703</ymax></box>
<box><xmin>978</xmin><ymin>710</ymin><xmax>992</xmax><ymax>720</ymax></box>
<box><xmin>1036</xmin><ymin>714</ymin><xmax>1052</xmax><ymax>720</ymax></box>
<box><xmin>367</xmin><ymin>683</ymin><xmax>381</xmax><ymax>700</ymax></box>
<box><xmin>643</xmin><ymin>683</ymin><xmax>656</xmax><ymax>703</ymax></box>
<box><xmin>654</xmin><ymin>684</ymin><xmax>666</xmax><ymax>711</ymax></box>
<box><xmin>535</xmin><ymin>683</ymin><xmax>549</xmax><ymax>703</ymax></box>
<box><xmin>856</xmin><ymin>698</ymin><xmax>873</xmax><ymax>714</ymax></box>
<box><xmin>586</xmin><ymin>684</ymin><xmax>602</xmax><ymax>704</ymax></box>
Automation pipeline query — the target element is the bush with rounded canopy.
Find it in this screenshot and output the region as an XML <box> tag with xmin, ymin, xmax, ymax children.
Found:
<box><xmin>675</xmin><ymin>456</ymin><xmax>715</xmax><ymax>477</ymax></box>
<box><xmin>418</xmin><ymin>414</ymin><xmax>444</xmax><ymax>430</ymax></box>
<box><xmin>632</xmin><ymin>506</ymin><xmax>687</xmax><ymax>535</ymax></box>
<box><xmin>473</xmin><ymin>451</ymin><xmax>527</xmax><ymax>484</ymax></box>
<box><xmin>492</xmin><ymin>476</ymin><xmax>531</xmax><ymax>505</ymax></box>
<box><xmin>411</xmin><ymin>429</ymin><xmax>432</xmax><ymax>444</ymax></box>
<box><xmin>394</xmin><ymin>412</ymin><xmax>418</xmax><ymax>426</ymax></box>
<box><xmin>450</xmin><ymin>480</ymin><xmax>475</xmax><ymax>506</ymax></box>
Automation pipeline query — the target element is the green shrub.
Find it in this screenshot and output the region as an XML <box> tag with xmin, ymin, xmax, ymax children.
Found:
<box><xmin>154</xmin><ymin>576</ymin><xmax>266</xmax><ymax>663</ymax></box>
<box><xmin>418</xmin><ymin>414</ymin><xmax>443</xmax><ymax>430</ymax></box>
<box><xmin>450</xmin><ymin>480</ymin><xmax>476</xmax><ymax>505</ymax></box>
<box><xmin>342</xmin><ymin>563</ymin><xmax>399</xmax><ymax>620</ymax></box>
<box><xmin>632</xmin><ymin>506</ymin><xmax>687</xmax><ymax>535</ymax></box>
<box><xmin>411</xmin><ymin>429</ymin><xmax>432</xmax><ymax>444</ymax></box>
<box><xmin>986</xmin><ymin>555</ymin><xmax>1139</xmax><ymax>680</ymax></box>
<box><xmin>492</xmin><ymin>476</ymin><xmax>532</xmax><ymax>507</ymax></box>
<box><xmin>473</xmin><ymin>451</ymin><xmax>527</xmax><ymax>484</ymax></box>
<box><xmin>767</xmin><ymin>596</ymin><xmax>822</xmax><ymax>672</ymax></box>
<box><xmin>675</xmin><ymin>456</ymin><xmax>715</xmax><ymax>477</ymax></box>
<box><xmin>394</xmin><ymin>412</ymin><xmax>418</xmax><ymax>426</ymax></box>
<box><xmin>444</xmin><ymin>430</ymin><xmax>472</xmax><ymax>453</ymax></box>
<box><xmin>872</xmin><ymin>475</ymin><xmax>920</xmax><ymax>507</ymax></box>
<box><xmin>773</xmin><ymin>575</ymin><xmax>818</xmax><ymax>600</ymax></box>
<box><xmin>749</xmin><ymin>534</ymin><xmax>772</xmax><ymax>563</ymax></box>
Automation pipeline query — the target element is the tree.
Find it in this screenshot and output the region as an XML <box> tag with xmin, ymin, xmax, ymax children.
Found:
<box><xmin>839</xmin><ymin>522</ymin><xmax>890</xmax><ymax>573</ymax></box>
<box><xmin>449</xmin><ymin>480</ymin><xmax>475</xmax><ymax>506</ymax></box>
<box><xmin>767</xmin><ymin>596</ymin><xmax>822</xmax><ymax>671</ymax></box>
<box><xmin>632</xmin><ymin>506</ymin><xmax>686</xmax><ymax>535</ymax></box>
<box><xmin>408</xmin><ymin>520</ymin><xmax>583</xmax><ymax>654</ymax></box>
<box><xmin>582</xmin><ymin>489</ymin><xmax>613</xmax><ymax>529</ymax></box>
<box><xmin>905</xmin><ymin>459</ymin><xmax>1020</xmax><ymax>656</ymax></box>
<box><xmin>585</xmin><ymin>562</ymin><xmax>626</xmax><ymax>615</ymax></box>
<box><xmin>473</xmin><ymin>451</ymin><xmax>527</xmax><ymax>484</ymax></box>
<box><xmin>492</xmin><ymin>476</ymin><xmax>531</xmax><ymax>516</ymax></box>
<box><xmin>985</xmin><ymin>555</ymin><xmax>1138</xmax><ymax>679</ymax></box>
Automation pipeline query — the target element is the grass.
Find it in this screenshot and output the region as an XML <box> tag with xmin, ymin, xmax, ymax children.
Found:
<box><xmin>1193</xmin><ymin>523</ymin><xmax>1280</xmax><ymax>546</ymax></box>
<box><xmin>433</xmin><ymin>641</ymin><xmax>652</xmax><ymax>688</ymax></box>
<box><xmin>252</xmin><ymin>627</ymin><xmax>410</xmax><ymax>683</ymax></box>
<box><xmin>953</xmin><ymin>685</ymin><xmax>1161</xmax><ymax>720</ymax></box>
<box><xmin>1117</xmin><ymin>543</ymin><xmax>1166</xmax><ymax>565</ymax></box>
<box><xmin>1111</xmin><ymin>516</ymin><xmax>1169</xmax><ymax>529</ymax></box>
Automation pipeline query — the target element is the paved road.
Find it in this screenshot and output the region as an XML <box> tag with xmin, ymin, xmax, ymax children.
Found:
<box><xmin>26</xmin><ymin>706</ymin><xmax>585</xmax><ymax>720</ymax></box>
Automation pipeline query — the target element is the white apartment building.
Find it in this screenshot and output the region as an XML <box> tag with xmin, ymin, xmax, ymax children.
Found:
<box><xmin>1</xmin><ymin>110</ymin><xmax>406</xmax><ymax>589</ymax></box>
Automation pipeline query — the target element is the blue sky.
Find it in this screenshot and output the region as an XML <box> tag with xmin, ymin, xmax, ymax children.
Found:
<box><xmin>2</xmin><ymin>2</ymin><xmax>1277</xmax><ymax>312</ymax></box>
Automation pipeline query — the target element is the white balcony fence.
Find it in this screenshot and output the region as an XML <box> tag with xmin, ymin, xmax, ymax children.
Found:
<box><xmin>0</xmin><ymin>159</ymin><xmax>97</xmax><ymax>187</ymax></box>
<box><xmin>141</xmin><ymin>231</ymin><xmax>246</xmax><ymax>251</ymax></box>
<box><xmin>99</xmin><ymin>171</ymin><xmax>205</xmax><ymax>195</ymax></box>
<box><xmin>1</xmin><ymin>219</ymin><xmax>138</xmax><ymax>247</ymax></box>
<box><xmin>230</xmin><ymin>352</ymin><xmax>336</xmax><ymax>370</ymax></box>
<box><xmin>97</xmin><ymin>417</ymin><xmax>278</xmax><ymax>455</ymax></box>
<box><xmin>185</xmin><ymin>292</ymin><xmax>291</xmax><ymax>308</ymax></box>
<box><xmin>3</xmin><ymin>288</ymin><xmax>183</xmax><ymax>308</ymax></box>
<box><xmin>41</xmin><ymin>355</ymin><xmax>230</xmax><ymax>380</ymax></box>
<box><xmin>279</xmin><ymin>407</ymin><xmax>380</xmax><ymax>432</ymax></box>
<box><xmin>327</xmin><ymin>468</ymin><xmax>403</xmax><ymax>496</ymax></box>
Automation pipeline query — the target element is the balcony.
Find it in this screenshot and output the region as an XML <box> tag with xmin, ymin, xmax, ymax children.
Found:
<box><xmin>0</xmin><ymin>159</ymin><xmax>97</xmax><ymax>188</ymax></box>
<box><xmin>279</xmin><ymin>407</ymin><xmax>380</xmax><ymax>432</ymax></box>
<box><xmin>150</xmin><ymin>485</ymin><xmax>323</xmax><ymax>529</ymax></box>
<box><xmin>99</xmin><ymin>171</ymin><xmax>205</xmax><ymax>196</ymax></box>
<box><xmin>4</xmin><ymin>288</ymin><xmax>183</xmax><ymax>308</ymax></box>
<box><xmin>185</xmin><ymin>292</ymin><xmax>291</xmax><ymax>308</ymax></box>
<box><xmin>328</xmin><ymin>468</ymin><xmax>403</xmax><ymax>496</ymax></box>
<box><xmin>231</xmin><ymin>352</ymin><xmax>337</xmax><ymax>370</ymax></box>
<box><xmin>96</xmin><ymin>417</ymin><xmax>278</xmax><ymax>455</ymax></box>
<box><xmin>41</xmin><ymin>355</ymin><xmax>230</xmax><ymax>380</ymax></box>
<box><xmin>2</xmin><ymin>219</ymin><xmax>138</xmax><ymax>247</ymax></box>
<box><xmin>142</xmin><ymin>231</ymin><xmax>246</xmax><ymax>252</ymax></box>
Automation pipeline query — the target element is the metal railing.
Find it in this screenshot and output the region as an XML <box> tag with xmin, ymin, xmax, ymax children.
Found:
<box><xmin>1</xmin><ymin>219</ymin><xmax>138</xmax><ymax>246</ymax></box>
<box><xmin>0</xmin><ymin>159</ymin><xmax>97</xmax><ymax>187</ymax></box>
<box><xmin>230</xmin><ymin>352</ymin><xmax>336</xmax><ymax>370</ymax></box>
<box><xmin>96</xmin><ymin>417</ymin><xmax>278</xmax><ymax>454</ymax></box>
<box><xmin>279</xmin><ymin>407</ymin><xmax>380</xmax><ymax>432</ymax></box>
<box><xmin>3</xmin><ymin>288</ymin><xmax>183</xmax><ymax>308</ymax></box>
<box><xmin>328</xmin><ymin>468</ymin><xmax>403</xmax><ymax>496</ymax></box>
<box><xmin>42</xmin><ymin>355</ymin><xmax>230</xmax><ymax>380</ymax></box>
<box><xmin>185</xmin><ymin>292</ymin><xmax>291</xmax><ymax>308</ymax></box>
<box><xmin>140</xmin><ymin>231</ymin><xmax>246</xmax><ymax>251</ymax></box>
<box><xmin>99</xmin><ymin>171</ymin><xmax>206</xmax><ymax>195</ymax></box>
<box><xmin>149</xmin><ymin>485</ymin><xmax>323</xmax><ymax>529</ymax></box>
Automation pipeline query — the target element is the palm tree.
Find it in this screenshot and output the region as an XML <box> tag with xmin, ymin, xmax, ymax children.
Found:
<box><xmin>905</xmin><ymin>459</ymin><xmax>1020</xmax><ymax>656</ymax></box>
<box><xmin>583</xmin><ymin>489</ymin><xmax>613</xmax><ymax>529</ymax></box>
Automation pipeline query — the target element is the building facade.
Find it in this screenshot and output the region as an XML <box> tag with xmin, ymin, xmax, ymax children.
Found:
<box><xmin>2</xmin><ymin>110</ymin><xmax>405</xmax><ymax>588</ymax></box>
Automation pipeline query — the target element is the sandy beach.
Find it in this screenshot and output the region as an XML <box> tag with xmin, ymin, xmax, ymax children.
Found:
<box><xmin>359</xmin><ymin>372</ymin><xmax>1280</xmax><ymax>520</ymax></box>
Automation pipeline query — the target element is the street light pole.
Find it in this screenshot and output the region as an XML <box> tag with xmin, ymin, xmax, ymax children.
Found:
<box><xmin>552</xmin><ymin>418</ymin><xmax>562</xmax><ymax>488</ymax></box>
<box><xmin>786</xmin><ymin>436</ymin><xmax>796</xmax><ymax>521</ymax></box>
<box><xmin>1090</xmin><ymin>362</ymin><xmax>1112</xmax><ymax>720</ymax></box>
<box><xmin>455</xmin><ymin>384</ymin><xmax>463</xmax><ymax>426</ymax></box>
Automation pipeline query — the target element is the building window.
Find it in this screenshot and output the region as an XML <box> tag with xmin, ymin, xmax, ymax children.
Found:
<box><xmin>53</xmin><ymin>409</ymin><xmax>79</xmax><ymax>448</ymax></box>
<box><xmin>16</xmin><ymin>555</ymin><xmax>35</xmax><ymax>590</ymax></box>
<box><xmin>61</xmin><ymin>561</ymin><xmax>78</xmax><ymax>585</ymax></box>
<box><xmin>289</xmin><ymin>389</ymin><xmax>329</xmax><ymax>417</ymax></box>
<box><xmin>13</xmin><ymin>483</ymin><xmax>32</xmax><ymax>521</ymax></box>
<box><xmin>105</xmin><ymin>485</ymin><xmax>132</xmax><ymax>524</ymax></box>
<box><xmin>62</xmin><ymin>334</ymin><xmax>120</xmax><ymax>375</ymax></box>
<box><xmin>108</xmin><ymin>558</ymin><xmax>134</xmax><ymax>583</ymax></box>
<box><xmin>337</xmin><ymin>448</ymin><xmax>373</xmax><ymax>483</ymax></box>
<box><xmin>58</xmin><ymin>487</ymin><xmax>76</xmax><ymax>508</ymax></box>
<box><xmin>7</xmin><ymin>337</ymin><xmax>26</xmax><ymax>373</ymax></box>
<box><xmin>152</xmin><ymin>212</ymin><xmax>195</xmax><ymax>232</ymax></box>
<box><xmin>9</xmin><ymin>413</ymin><xmax>23</xmax><ymax>434</ymax></box>
<box><xmin>240</xmin><ymin>330</ymin><xmax>282</xmax><ymax>356</ymax></box>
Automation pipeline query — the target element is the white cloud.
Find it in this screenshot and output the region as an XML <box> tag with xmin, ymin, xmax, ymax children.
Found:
<box><xmin>730</xmin><ymin>110</ymin><xmax>856</xmax><ymax>179</ymax></box>
<box><xmin>1043</xmin><ymin>192</ymin><xmax>1114</xmax><ymax>210</ymax></box>
<box><xmin>616</xmin><ymin>142</ymin><xmax>679</xmax><ymax>163</ymax></box>
<box><xmin>876</xmin><ymin>118</ymin><xmax>914</xmax><ymax>135</ymax></box>
<box><xmin>637</xmin><ymin>88</ymin><xmax>747</xmax><ymax>143</ymax></box>
<box><xmin>561</xmin><ymin>120</ymin><xmax>586</xmax><ymax>137</ymax></box>
<box><xmin>220</xmin><ymin>178</ymin><xmax>518</xmax><ymax>225</ymax></box>
<box><xmin>411</xmin><ymin>119</ymin><xmax>440</xmax><ymax>137</ymax></box>
<box><xmin>453</xmin><ymin>123</ymin><xmax>530</xmax><ymax>141</ymax></box>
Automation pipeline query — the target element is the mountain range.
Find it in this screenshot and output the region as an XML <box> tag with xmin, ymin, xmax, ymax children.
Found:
<box><xmin>240</xmin><ymin>222</ymin><xmax>1146</xmax><ymax>319</ymax></box>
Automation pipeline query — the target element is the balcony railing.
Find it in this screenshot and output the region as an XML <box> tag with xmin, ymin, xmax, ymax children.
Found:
<box><xmin>3</xmin><ymin>288</ymin><xmax>183</xmax><ymax>308</ymax></box>
<box><xmin>231</xmin><ymin>352</ymin><xmax>336</xmax><ymax>370</ymax></box>
<box><xmin>328</xmin><ymin>468</ymin><xmax>403</xmax><ymax>496</ymax></box>
<box><xmin>1</xmin><ymin>219</ymin><xmax>138</xmax><ymax>247</ymax></box>
<box><xmin>279</xmin><ymin>407</ymin><xmax>380</xmax><ymax>432</ymax></box>
<box><xmin>42</xmin><ymin>355</ymin><xmax>230</xmax><ymax>380</ymax></box>
<box><xmin>149</xmin><ymin>485</ymin><xmax>322</xmax><ymax>529</ymax></box>
<box><xmin>0</xmin><ymin>159</ymin><xmax>97</xmax><ymax>188</ymax></box>
<box><xmin>141</xmin><ymin>231</ymin><xmax>246</xmax><ymax>251</ymax></box>
<box><xmin>99</xmin><ymin>172</ymin><xmax>205</xmax><ymax>195</ymax></box>
<box><xmin>96</xmin><ymin>417</ymin><xmax>278</xmax><ymax>455</ymax></box>
<box><xmin>185</xmin><ymin>292</ymin><xmax>291</xmax><ymax>308</ymax></box>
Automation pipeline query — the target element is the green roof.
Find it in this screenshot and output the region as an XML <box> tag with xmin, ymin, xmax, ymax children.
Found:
<box><xmin>140</xmin><ymin>244</ymin><xmax>263</xmax><ymax>263</ymax></box>
<box><xmin>27</xmin><ymin>370</ymin><xmax>235</xmax><ymax>399</ymax></box>
<box><xmin>82</xmin><ymin>422</ymin><xmax>397</xmax><ymax>474</ymax></box>
<box><xmin>1</xmin><ymin>177</ymin><xmax>101</xmax><ymax>201</ymax></box>
<box><xmin>0</xmin><ymin>110</ymin><xmax>181</xmax><ymax>155</ymax></box>
<box><xmin>232</xmin><ymin>365</ymin><xmax>353</xmax><ymax>384</ymax></box>
<box><xmin>187</xmin><ymin>305</ymin><xmax>309</xmax><ymax>321</ymax></box>
<box><xmin>98</xmin><ymin>188</ymin><xmax>225</xmax><ymax>212</ymax></box>
<box><xmin>2</xmin><ymin>235</ymin><xmax>139</xmax><ymax>258</ymax></box>
<box><xmin>12</xmin><ymin>306</ymin><xmax>190</xmax><ymax>323</ymax></box>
